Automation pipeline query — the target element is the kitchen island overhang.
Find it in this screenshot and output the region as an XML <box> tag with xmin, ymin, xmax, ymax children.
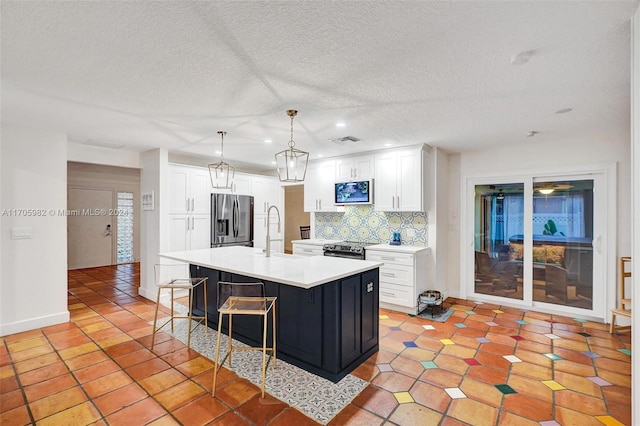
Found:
<box><xmin>158</xmin><ymin>247</ymin><xmax>382</xmax><ymax>383</ymax></box>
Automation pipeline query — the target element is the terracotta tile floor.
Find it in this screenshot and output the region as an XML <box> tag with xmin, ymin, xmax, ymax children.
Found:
<box><xmin>0</xmin><ymin>264</ymin><xmax>632</xmax><ymax>425</ymax></box>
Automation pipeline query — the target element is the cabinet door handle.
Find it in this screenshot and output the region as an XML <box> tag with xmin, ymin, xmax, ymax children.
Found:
<box><xmin>319</xmin><ymin>199</ymin><xmax>322</xmax><ymax>210</ymax></box>
<box><xmin>396</xmin><ymin>196</ymin><xmax>400</xmax><ymax>209</ymax></box>
<box><xmin>392</xmin><ymin>196</ymin><xmax>395</xmax><ymax>209</ymax></box>
<box><xmin>191</xmin><ymin>216</ymin><xmax>194</xmax><ymax>230</ymax></box>
<box><xmin>381</xmin><ymin>291</ymin><xmax>395</xmax><ymax>297</ymax></box>
<box><xmin>382</xmin><ymin>256</ymin><xmax>395</xmax><ymax>261</ymax></box>
<box><xmin>186</xmin><ymin>199</ymin><xmax>190</xmax><ymax>211</ymax></box>
<box><xmin>191</xmin><ymin>198</ymin><xmax>195</xmax><ymax>211</ymax></box>
<box><xmin>186</xmin><ymin>218</ymin><xmax>189</xmax><ymax>231</ymax></box>
<box><xmin>381</xmin><ymin>272</ymin><xmax>396</xmax><ymax>277</ymax></box>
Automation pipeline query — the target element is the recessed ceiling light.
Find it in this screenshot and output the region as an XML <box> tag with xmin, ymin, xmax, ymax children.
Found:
<box><xmin>271</xmin><ymin>161</ymin><xmax>276</xmax><ymax>165</ymax></box>
<box><xmin>336</xmin><ymin>122</ymin><xmax>346</xmax><ymax>128</ymax></box>
<box><xmin>511</xmin><ymin>50</ymin><xmax>533</xmax><ymax>66</ymax></box>
<box><xmin>215</xmin><ymin>150</ymin><xmax>222</xmax><ymax>155</ymax></box>
<box><xmin>317</xmin><ymin>154</ymin><xmax>324</xmax><ymax>158</ymax></box>
<box><xmin>264</xmin><ymin>139</ymin><xmax>272</xmax><ymax>144</ymax></box>
<box><xmin>385</xmin><ymin>143</ymin><xmax>393</xmax><ymax>147</ymax></box>
<box><xmin>555</xmin><ymin>108</ymin><xmax>573</xmax><ymax>114</ymax></box>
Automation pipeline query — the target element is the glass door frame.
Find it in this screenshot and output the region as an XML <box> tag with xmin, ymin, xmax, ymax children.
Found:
<box><xmin>462</xmin><ymin>163</ymin><xmax>617</xmax><ymax>321</ymax></box>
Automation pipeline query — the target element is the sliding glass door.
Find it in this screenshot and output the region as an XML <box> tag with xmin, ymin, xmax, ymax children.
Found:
<box><xmin>531</xmin><ymin>179</ymin><xmax>594</xmax><ymax>309</ymax></box>
<box><xmin>470</xmin><ymin>173</ymin><xmax>604</xmax><ymax>317</ymax></box>
<box><xmin>474</xmin><ymin>183</ymin><xmax>524</xmax><ymax>301</ymax></box>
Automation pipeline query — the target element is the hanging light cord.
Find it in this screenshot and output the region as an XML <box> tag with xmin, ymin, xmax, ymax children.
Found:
<box><xmin>217</xmin><ymin>131</ymin><xmax>226</xmax><ymax>160</ymax></box>
<box><xmin>287</xmin><ymin>110</ymin><xmax>297</xmax><ymax>149</ymax></box>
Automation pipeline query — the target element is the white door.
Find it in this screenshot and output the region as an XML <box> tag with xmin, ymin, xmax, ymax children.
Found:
<box><xmin>68</xmin><ymin>188</ymin><xmax>114</xmax><ymax>269</ymax></box>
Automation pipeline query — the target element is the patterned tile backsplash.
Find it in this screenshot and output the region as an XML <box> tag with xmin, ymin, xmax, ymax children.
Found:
<box><xmin>315</xmin><ymin>205</ymin><xmax>428</xmax><ymax>246</ymax></box>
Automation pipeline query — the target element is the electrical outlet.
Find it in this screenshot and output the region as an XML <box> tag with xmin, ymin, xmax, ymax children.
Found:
<box><xmin>11</xmin><ymin>227</ymin><xmax>33</xmax><ymax>239</ymax></box>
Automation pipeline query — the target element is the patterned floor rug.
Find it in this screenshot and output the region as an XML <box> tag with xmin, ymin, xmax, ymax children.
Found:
<box><xmin>161</xmin><ymin>303</ymin><xmax>367</xmax><ymax>424</ymax></box>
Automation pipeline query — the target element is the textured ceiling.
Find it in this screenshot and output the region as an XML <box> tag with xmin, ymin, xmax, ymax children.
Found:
<box><xmin>1</xmin><ymin>1</ymin><xmax>638</xmax><ymax>169</ymax></box>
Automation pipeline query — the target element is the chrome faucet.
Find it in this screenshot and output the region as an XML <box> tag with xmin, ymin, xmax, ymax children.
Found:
<box><xmin>265</xmin><ymin>205</ymin><xmax>282</xmax><ymax>257</ymax></box>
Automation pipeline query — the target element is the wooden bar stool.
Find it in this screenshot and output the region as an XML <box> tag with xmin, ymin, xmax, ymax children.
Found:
<box><xmin>212</xmin><ymin>282</ymin><xmax>276</xmax><ymax>398</ymax></box>
<box><xmin>151</xmin><ymin>264</ymin><xmax>208</xmax><ymax>349</ymax></box>
<box><xmin>610</xmin><ymin>256</ymin><xmax>632</xmax><ymax>333</ymax></box>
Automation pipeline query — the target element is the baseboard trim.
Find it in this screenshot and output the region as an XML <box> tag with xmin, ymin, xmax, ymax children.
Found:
<box><xmin>0</xmin><ymin>311</ymin><xmax>70</xmax><ymax>337</ymax></box>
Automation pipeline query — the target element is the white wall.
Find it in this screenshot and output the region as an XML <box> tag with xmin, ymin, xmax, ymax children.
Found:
<box><xmin>447</xmin><ymin>153</ymin><xmax>462</xmax><ymax>297</ymax></box>
<box><xmin>139</xmin><ymin>148</ymin><xmax>169</xmax><ymax>301</ymax></box>
<box><xmin>426</xmin><ymin>147</ymin><xmax>450</xmax><ymax>297</ymax></box>
<box><xmin>0</xmin><ymin>124</ymin><xmax>69</xmax><ymax>336</ymax></box>
<box><xmin>630</xmin><ymin>5</ymin><xmax>639</xmax><ymax>425</ymax></box>
<box><xmin>68</xmin><ymin>142</ymin><xmax>141</xmax><ymax>169</ymax></box>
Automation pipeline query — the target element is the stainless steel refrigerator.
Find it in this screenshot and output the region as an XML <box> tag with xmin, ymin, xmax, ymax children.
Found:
<box><xmin>211</xmin><ymin>194</ymin><xmax>254</xmax><ymax>247</ymax></box>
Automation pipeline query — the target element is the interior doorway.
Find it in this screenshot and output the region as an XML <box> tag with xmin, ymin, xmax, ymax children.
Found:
<box><xmin>284</xmin><ymin>185</ymin><xmax>310</xmax><ymax>253</ymax></box>
<box><xmin>67</xmin><ymin>162</ymin><xmax>141</xmax><ymax>269</ymax></box>
<box><xmin>68</xmin><ymin>188</ymin><xmax>114</xmax><ymax>269</ymax></box>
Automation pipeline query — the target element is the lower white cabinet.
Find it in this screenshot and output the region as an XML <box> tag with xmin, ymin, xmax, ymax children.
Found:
<box><xmin>292</xmin><ymin>240</ymin><xmax>326</xmax><ymax>257</ymax></box>
<box><xmin>365</xmin><ymin>246</ymin><xmax>428</xmax><ymax>314</ymax></box>
<box><xmin>168</xmin><ymin>215</ymin><xmax>210</xmax><ymax>252</ymax></box>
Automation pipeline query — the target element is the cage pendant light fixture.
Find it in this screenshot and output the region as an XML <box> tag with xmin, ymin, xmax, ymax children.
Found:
<box><xmin>209</xmin><ymin>131</ymin><xmax>235</xmax><ymax>189</ymax></box>
<box><xmin>275</xmin><ymin>110</ymin><xmax>309</xmax><ymax>182</ymax></box>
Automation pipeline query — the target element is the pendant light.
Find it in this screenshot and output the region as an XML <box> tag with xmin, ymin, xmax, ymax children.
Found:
<box><xmin>208</xmin><ymin>131</ymin><xmax>235</xmax><ymax>189</ymax></box>
<box><xmin>275</xmin><ymin>110</ymin><xmax>309</xmax><ymax>182</ymax></box>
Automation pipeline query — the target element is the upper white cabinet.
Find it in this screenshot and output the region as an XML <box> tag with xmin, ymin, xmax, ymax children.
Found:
<box><xmin>169</xmin><ymin>165</ymin><xmax>211</xmax><ymax>215</ymax></box>
<box><xmin>304</xmin><ymin>160</ymin><xmax>337</xmax><ymax>212</ymax></box>
<box><xmin>335</xmin><ymin>155</ymin><xmax>373</xmax><ymax>181</ymax></box>
<box><xmin>374</xmin><ymin>146</ymin><xmax>427</xmax><ymax>212</ymax></box>
<box><xmin>252</xmin><ymin>176</ymin><xmax>282</xmax><ymax>215</ymax></box>
<box><xmin>212</xmin><ymin>172</ymin><xmax>252</xmax><ymax>195</ymax></box>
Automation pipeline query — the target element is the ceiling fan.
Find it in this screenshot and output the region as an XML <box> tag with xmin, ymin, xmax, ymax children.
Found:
<box><xmin>534</xmin><ymin>183</ymin><xmax>574</xmax><ymax>195</ymax></box>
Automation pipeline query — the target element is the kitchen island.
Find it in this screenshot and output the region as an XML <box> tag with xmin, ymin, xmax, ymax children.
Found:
<box><xmin>158</xmin><ymin>247</ymin><xmax>382</xmax><ymax>382</ymax></box>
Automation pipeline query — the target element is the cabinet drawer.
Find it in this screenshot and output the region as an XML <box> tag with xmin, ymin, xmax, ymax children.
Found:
<box><xmin>379</xmin><ymin>282</ymin><xmax>413</xmax><ymax>307</ymax></box>
<box><xmin>379</xmin><ymin>265</ymin><xmax>412</xmax><ymax>287</ymax></box>
<box><xmin>292</xmin><ymin>245</ymin><xmax>324</xmax><ymax>256</ymax></box>
<box><xmin>366</xmin><ymin>251</ymin><xmax>414</xmax><ymax>267</ymax></box>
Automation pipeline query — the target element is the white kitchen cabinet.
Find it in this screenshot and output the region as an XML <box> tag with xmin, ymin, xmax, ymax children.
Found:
<box><xmin>251</xmin><ymin>176</ymin><xmax>283</xmax><ymax>252</ymax></box>
<box><xmin>168</xmin><ymin>164</ymin><xmax>212</xmax><ymax>251</ymax></box>
<box><xmin>292</xmin><ymin>240</ymin><xmax>327</xmax><ymax>257</ymax></box>
<box><xmin>365</xmin><ymin>246</ymin><xmax>428</xmax><ymax>314</ymax></box>
<box><xmin>169</xmin><ymin>164</ymin><xmax>211</xmax><ymax>215</ymax></box>
<box><xmin>168</xmin><ymin>214</ymin><xmax>211</xmax><ymax>252</ymax></box>
<box><xmin>252</xmin><ymin>176</ymin><xmax>282</xmax><ymax>214</ymax></box>
<box><xmin>253</xmin><ymin>214</ymin><xmax>283</xmax><ymax>252</ymax></box>
<box><xmin>304</xmin><ymin>160</ymin><xmax>337</xmax><ymax>212</ymax></box>
<box><xmin>335</xmin><ymin>155</ymin><xmax>373</xmax><ymax>181</ymax></box>
<box><xmin>374</xmin><ymin>146</ymin><xmax>427</xmax><ymax>212</ymax></box>
<box><xmin>212</xmin><ymin>172</ymin><xmax>252</xmax><ymax>195</ymax></box>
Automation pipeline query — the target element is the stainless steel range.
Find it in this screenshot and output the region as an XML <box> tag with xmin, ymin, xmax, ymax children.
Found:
<box><xmin>322</xmin><ymin>241</ymin><xmax>368</xmax><ymax>260</ymax></box>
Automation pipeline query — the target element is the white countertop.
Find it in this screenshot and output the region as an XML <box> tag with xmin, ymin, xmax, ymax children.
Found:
<box><xmin>290</xmin><ymin>239</ymin><xmax>341</xmax><ymax>245</ymax></box>
<box><xmin>365</xmin><ymin>244</ymin><xmax>429</xmax><ymax>254</ymax></box>
<box><xmin>158</xmin><ymin>246</ymin><xmax>382</xmax><ymax>289</ymax></box>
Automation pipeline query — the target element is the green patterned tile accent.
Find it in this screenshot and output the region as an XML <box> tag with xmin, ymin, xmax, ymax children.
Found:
<box><xmin>315</xmin><ymin>205</ymin><xmax>427</xmax><ymax>245</ymax></box>
<box><xmin>495</xmin><ymin>384</ymin><xmax>517</xmax><ymax>394</ymax></box>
